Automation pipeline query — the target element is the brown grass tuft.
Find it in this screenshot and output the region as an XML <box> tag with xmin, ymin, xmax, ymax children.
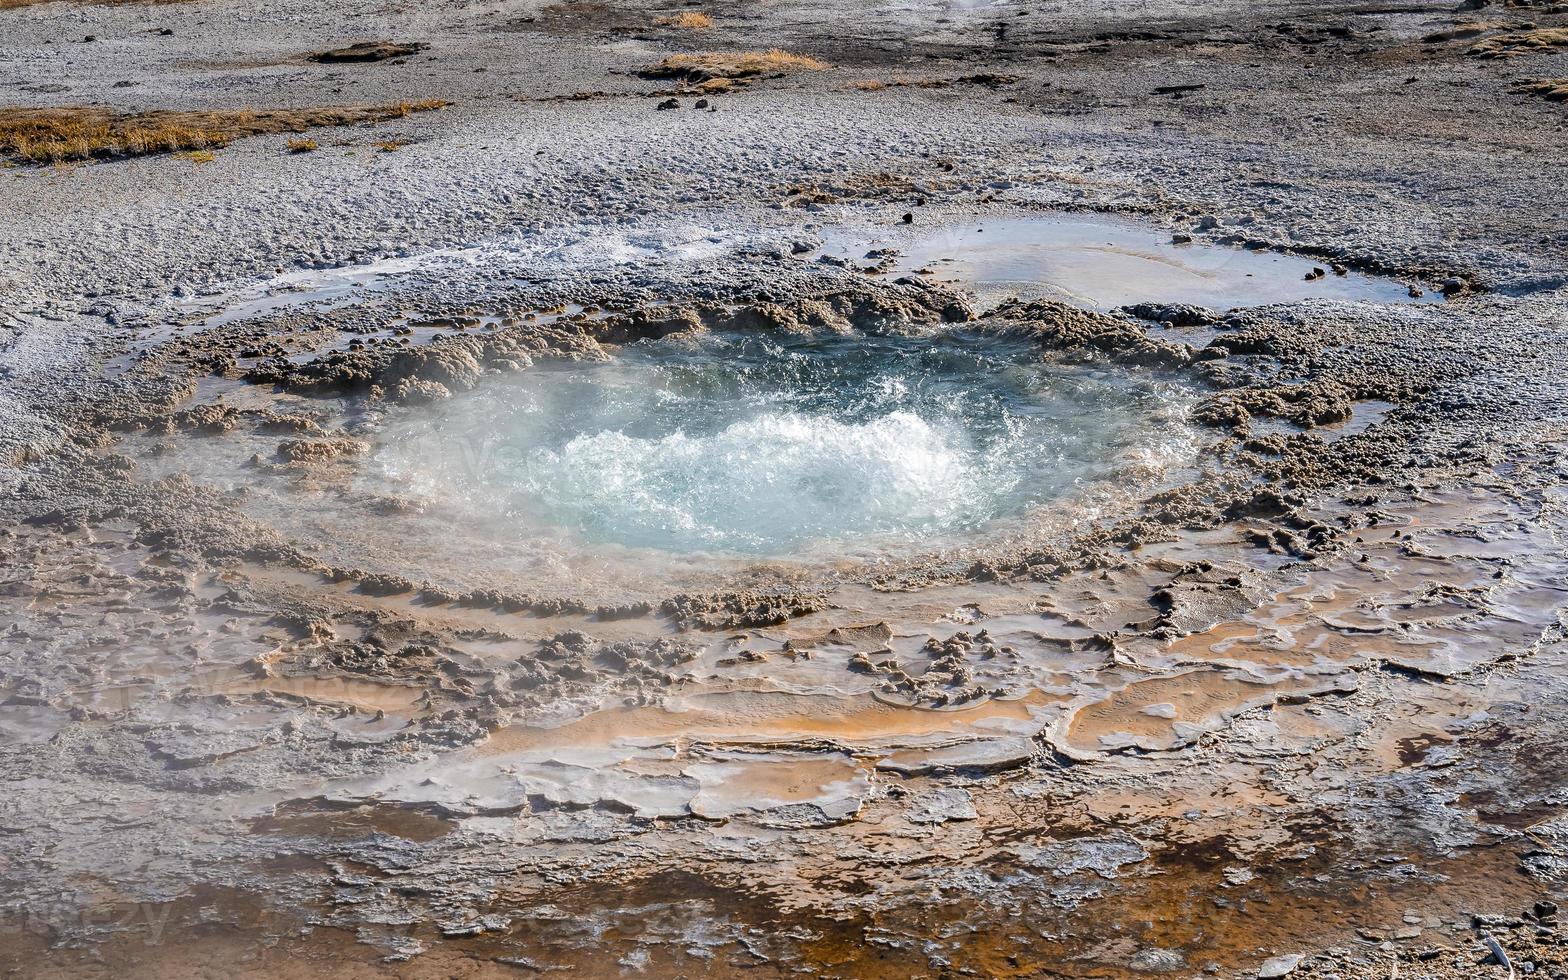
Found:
<box><xmin>850</xmin><ymin>79</ymin><xmax>887</xmax><ymax>91</ymax></box>
<box><xmin>393</xmin><ymin>98</ymin><xmax>448</xmax><ymax>114</ymax></box>
<box><xmin>1518</xmin><ymin>77</ymin><xmax>1568</xmax><ymax>101</ymax></box>
<box><xmin>654</xmin><ymin>11</ymin><xmax>712</xmax><ymax>29</ymax></box>
<box><xmin>0</xmin><ymin>100</ymin><xmax>447</xmax><ymax>163</ymax></box>
<box><xmin>641</xmin><ymin>48</ymin><xmax>829</xmax><ymax>83</ymax></box>
<box><xmin>286</xmin><ymin>136</ymin><xmax>318</xmax><ymax>153</ymax></box>
<box><xmin>1421</xmin><ymin>22</ymin><xmax>1500</xmax><ymax>44</ymax></box>
<box><xmin>0</xmin><ymin>0</ymin><xmax>190</xmax><ymax>9</ymax></box>
<box><xmin>1469</xmin><ymin>27</ymin><xmax>1568</xmax><ymax>57</ymax></box>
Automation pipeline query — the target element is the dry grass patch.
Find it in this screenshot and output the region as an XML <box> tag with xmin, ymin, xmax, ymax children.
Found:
<box><xmin>286</xmin><ymin>136</ymin><xmax>318</xmax><ymax>153</ymax></box>
<box><xmin>1469</xmin><ymin>26</ymin><xmax>1568</xmax><ymax>57</ymax></box>
<box><xmin>654</xmin><ymin>11</ymin><xmax>712</xmax><ymax>29</ymax></box>
<box><xmin>850</xmin><ymin>79</ymin><xmax>887</xmax><ymax>91</ymax></box>
<box><xmin>641</xmin><ymin>48</ymin><xmax>828</xmax><ymax>84</ymax></box>
<box><xmin>1518</xmin><ymin>77</ymin><xmax>1568</xmax><ymax>101</ymax></box>
<box><xmin>1421</xmin><ymin>22</ymin><xmax>1502</xmax><ymax>43</ymax></box>
<box><xmin>0</xmin><ymin>0</ymin><xmax>190</xmax><ymax>9</ymax></box>
<box><xmin>0</xmin><ymin>100</ymin><xmax>446</xmax><ymax>163</ymax></box>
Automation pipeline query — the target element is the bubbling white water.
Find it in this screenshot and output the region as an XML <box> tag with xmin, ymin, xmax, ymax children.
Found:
<box><xmin>375</xmin><ymin>330</ymin><xmax>1198</xmax><ymax>556</ymax></box>
<box><xmin>530</xmin><ymin>410</ymin><xmax>983</xmax><ymax>548</ymax></box>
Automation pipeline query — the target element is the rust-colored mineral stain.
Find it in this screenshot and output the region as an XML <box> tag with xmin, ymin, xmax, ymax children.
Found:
<box><xmin>1063</xmin><ymin>667</ymin><xmax>1348</xmax><ymax>753</ymax></box>
<box><xmin>482</xmin><ymin>688</ymin><xmax>1058</xmax><ymax>756</ymax></box>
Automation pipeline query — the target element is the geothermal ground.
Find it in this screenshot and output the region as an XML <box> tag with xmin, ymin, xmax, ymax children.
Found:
<box><xmin>3</xmin><ymin>0</ymin><xmax>1568</xmax><ymax>977</ymax></box>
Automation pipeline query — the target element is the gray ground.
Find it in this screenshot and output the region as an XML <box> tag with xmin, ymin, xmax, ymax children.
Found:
<box><xmin>3</xmin><ymin>0</ymin><xmax>1568</xmax><ymax>976</ymax></box>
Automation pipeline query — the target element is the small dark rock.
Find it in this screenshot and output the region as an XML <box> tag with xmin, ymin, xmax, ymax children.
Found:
<box><xmin>310</xmin><ymin>40</ymin><xmax>429</xmax><ymax>64</ymax></box>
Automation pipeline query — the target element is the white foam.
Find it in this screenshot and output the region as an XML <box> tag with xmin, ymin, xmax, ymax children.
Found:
<box><xmin>522</xmin><ymin>410</ymin><xmax>987</xmax><ymax>551</ymax></box>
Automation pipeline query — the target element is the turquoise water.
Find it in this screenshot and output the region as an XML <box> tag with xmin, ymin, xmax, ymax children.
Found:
<box><xmin>377</xmin><ymin>329</ymin><xmax>1197</xmax><ymax>556</ymax></box>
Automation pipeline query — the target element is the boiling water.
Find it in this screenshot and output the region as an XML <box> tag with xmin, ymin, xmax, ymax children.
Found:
<box><xmin>376</xmin><ymin>329</ymin><xmax>1197</xmax><ymax>557</ymax></box>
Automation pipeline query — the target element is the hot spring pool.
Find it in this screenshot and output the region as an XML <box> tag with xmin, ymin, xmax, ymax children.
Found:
<box><xmin>373</xmin><ymin>329</ymin><xmax>1199</xmax><ymax>557</ymax></box>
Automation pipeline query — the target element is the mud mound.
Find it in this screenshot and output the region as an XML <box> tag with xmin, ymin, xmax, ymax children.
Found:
<box><xmin>309</xmin><ymin>40</ymin><xmax>429</xmax><ymax>63</ymax></box>
<box><xmin>984</xmin><ymin>298</ymin><xmax>1192</xmax><ymax>367</ymax></box>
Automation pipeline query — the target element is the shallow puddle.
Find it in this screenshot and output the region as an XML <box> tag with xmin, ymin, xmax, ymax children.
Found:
<box><xmin>820</xmin><ymin>213</ymin><xmax>1441</xmax><ymax>309</ymax></box>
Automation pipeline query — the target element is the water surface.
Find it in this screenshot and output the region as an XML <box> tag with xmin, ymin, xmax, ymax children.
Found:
<box><xmin>820</xmin><ymin>214</ymin><xmax>1439</xmax><ymax>310</ymax></box>
<box><xmin>376</xmin><ymin>329</ymin><xmax>1198</xmax><ymax>556</ymax></box>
